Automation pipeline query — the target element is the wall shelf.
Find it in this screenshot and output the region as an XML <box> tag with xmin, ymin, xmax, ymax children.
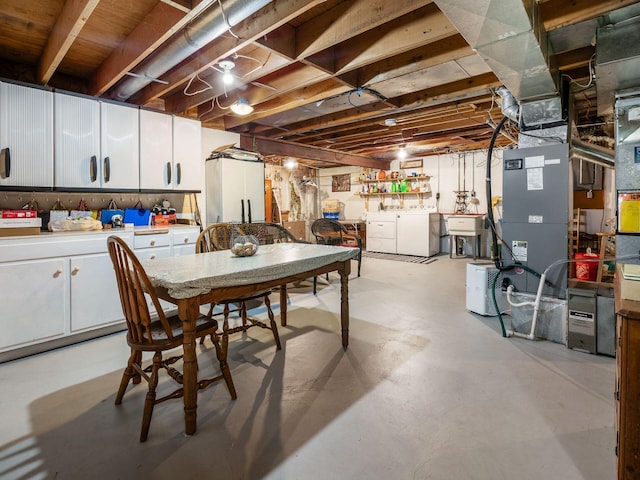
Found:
<box><xmin>358</xmin><ymin>176</ymin><xmax>431</xmax><ymax>183</ymax></box>
<box><xmin>357</xmin><ymin>192</ymin><xmax>431</xmax><ymax>196</ymax></box>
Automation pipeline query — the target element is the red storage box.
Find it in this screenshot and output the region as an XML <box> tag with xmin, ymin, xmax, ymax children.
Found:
<box><xmin>2</xmin><ymin>210</ymin><xmax>37</xmax><ymax>218</ymax></box>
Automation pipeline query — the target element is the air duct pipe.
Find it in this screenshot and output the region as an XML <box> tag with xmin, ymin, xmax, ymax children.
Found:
<box><xmin>112</xmin><ymin>0</ymin><xmax>272</xmax><ymax>100</ymax></box>
<box><xmin>496</xmin><ymin>87</ymin><xmax>519</xmax><ymax>122</ymax></box>
<box><xmin>571</xmin><ymin>138</ymin><xmax>616</xmax><ymax>169</ymax></box>
<box><xmin>434</xmin><ymin>0</ymin><xmax>558</xmax><ymax>101</ymax></box>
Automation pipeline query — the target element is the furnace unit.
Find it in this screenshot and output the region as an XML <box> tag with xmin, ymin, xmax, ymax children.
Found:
<box><xmin>501</xmin><ymin>143</ymin><xmax>570</xmax><ymax>297</ymax></box>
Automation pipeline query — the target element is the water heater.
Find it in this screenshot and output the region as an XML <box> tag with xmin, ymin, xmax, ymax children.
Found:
<box><xmin>501</xmin><ymin>143</ymin><xmax>569</xmax><ymax>297</ymax></box>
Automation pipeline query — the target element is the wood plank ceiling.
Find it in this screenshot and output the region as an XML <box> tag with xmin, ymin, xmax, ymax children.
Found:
<box><xmin>0</xmin><ymin>0</ymin><xmax>637</xmax><ymax>168</ymax></box>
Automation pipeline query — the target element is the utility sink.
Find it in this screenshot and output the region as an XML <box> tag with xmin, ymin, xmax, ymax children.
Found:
<box><xmin>445</xmin><ymin>214</ymin><xmax>484</xmax><ymax>236</ymax></box>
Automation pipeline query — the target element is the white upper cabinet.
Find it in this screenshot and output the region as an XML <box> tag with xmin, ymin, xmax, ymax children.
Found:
<box><xmin>140</xmin><ymin>110</ymin><xmax>202</xmax><ymax>191</ymax></box>
<box><xmin>0</xmin><ymin>82</ymin><xmax>54</xmax><ymax>188</ymax></box>
<box><xmin>54</xmin><ymin>93</ymin><xmax>139</xmax><ymax>190</ymax></box>
<box><xmin>139</xmin><ymin>109</ymin><xmax>173</xmax><ymax>190</ymax></box>
<box><xmin>172</xmin><ymin>115</ymin><xmax>202</xmax><ymax>191</ymax></box>
<box><xmin>100</xmin><ymin>102</ymin><xmax>140</xmax><ymax>189</ymax></box>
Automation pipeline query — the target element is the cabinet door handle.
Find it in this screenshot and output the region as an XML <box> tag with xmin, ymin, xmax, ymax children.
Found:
<box><xmin>183</xmin><ymin>237</ymin><xmax>189</xmax><ymax>243</ymax></box>
<box><xmin>104</xmin><ymin>156</ymin><xmax>110</xmax><ymax>183</ymax></box>
<box><xmin>150</xmin><ymin>240</ymin><xmax>156</xmax><ymax>246</ymax></box>
<box><xmin>0</xmin><ymin>147</ymin><xmax>10</xmax><ymax>179</ymax></box>
<box><xmin>90</xmin><ymin>155</ymin><xmax>97</xmax><ymax>182</ymax></box>
<box><xmin>71</xmin><ymin>266</ymin><xmax>80</xmax><ymax>275</ymax></box>
<box><xmin>176</xmin><ymin>163</ymin><xmax>181</xmax><ymax>185</ymax></box>
<box><xmin>53</xmin><ymin>268</ymin><xmax>63</xmax><ymax>278</ymax></box>
<box><xmin>166</xmin><ymin>162</ymin><xmax>172</xmax><ymax>184</ymax></box>
<box><xmin>150</xmin><ymin>254</ymin><xmax>156</xmax><ymax>260</ymax></box>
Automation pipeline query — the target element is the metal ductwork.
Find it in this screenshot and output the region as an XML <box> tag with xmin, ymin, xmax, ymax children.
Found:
<box><xmin>496</xmin><ymin>86</ymin><xmax>519</xmax><ymax>121</ymax></box>
<box><xmin>571</xmin><ymin>138</ymin><xmax>615</xmax><ymax>169</ymax></box>
<box><xmin>594</xmin><ymin>5</ymin><xmax>640</xmax><ymax>116</ymax></box>
<box><xmin>434</xmin><ymin>0</ymin><xmax>558</xmax><ymax>102</ymax></box>
<box><xmin>112</xmin><ymin>0</ymin><xmax>272</xmax><ymax>100</ymax></box>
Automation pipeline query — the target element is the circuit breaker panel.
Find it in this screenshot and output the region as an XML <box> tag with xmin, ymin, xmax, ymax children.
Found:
<box><xmin>501</xmin><ymin>143</ymin><xmax>569</xmax><ymax>297</ymax></box>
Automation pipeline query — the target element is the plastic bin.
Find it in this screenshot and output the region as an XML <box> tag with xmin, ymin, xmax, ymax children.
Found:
<box><xmin>323</xmin><ymin>211</ymin><xmax>339</xmax><ymax>220</ymax></box>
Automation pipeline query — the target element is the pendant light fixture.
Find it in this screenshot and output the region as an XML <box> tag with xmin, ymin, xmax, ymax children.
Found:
<box><xmin>398</xmin><ymin>145</ymin><xmax>407</xmax><ymax>159</ymax></box>
<box><xmin>230</xmin><ymin>98</ymin><xmax>254</xmax><ymax>115</ymax></box>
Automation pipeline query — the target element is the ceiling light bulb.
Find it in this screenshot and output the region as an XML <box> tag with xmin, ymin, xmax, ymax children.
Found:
<box><xmin>284</xmin><ymin>158</ymin><xmax>298</xmax><ymax>170</ymax></box>
<box><xmin>230</xmin><ymin>98</ymin><xmax>254</xmax><ymax>115</ymax></box>
<box><xmin>384</xmin><ymin>118</ymin><xmax>397</xmax><ymax>127</ymax></box>
<box><xmin>219</xmin><ymin>59</ymin><xmax>235</xmax><ymax>85</ymax></box>
<box><xmin>398</xmin><ymin>146</ymin><xmax>407</xmax><ymax>159</ymax></box>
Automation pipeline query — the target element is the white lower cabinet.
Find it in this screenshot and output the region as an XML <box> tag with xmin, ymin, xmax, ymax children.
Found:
<box><xmin>0</xmin><ymin>257</ymin><xmax>67</xmax><ymax>350</ymax></box>
<box><xmin>70</xmin><ymin>253</ymin><xmax>123</xmax><ymax>332</ymax></box>
<box><xmin>366</xmin><ymin>211</ymin><xmax>440</xmax><ymax>256</ymax></box>
<box><xmin>0</xmin><ymin>227</ymin><xmax>198</xmax><ymax>362</ymax></box>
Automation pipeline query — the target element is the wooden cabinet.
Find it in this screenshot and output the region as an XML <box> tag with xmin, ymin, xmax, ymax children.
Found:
<box><xmin>283</xmin><ymin>221</ymin><xmax>306</xmax><ymax>241</ymax></box>
<box><xmin>0</xmin><ymin>82</ymin><xmax>54</xmax><ymax>188</ymax></box>
<box><xmin>140</xmin><ymin>110</ymin><xmax>202</xmax><ymax>191</ymax></box>
<box><xmin>54</xmin><ymin>93</ymin><xmax>139</xmax><ymax>190</ymax></box>
<box><xmin>615</xmin><ymin>266</ymin><xmax>640</xmax><ymax>479</ymax></box>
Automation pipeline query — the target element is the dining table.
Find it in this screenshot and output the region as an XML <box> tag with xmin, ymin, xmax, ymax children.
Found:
<box><xmin>141</xmin><ymin>242</ymin><xmax>360</xmax><ymax>436</ymax></box>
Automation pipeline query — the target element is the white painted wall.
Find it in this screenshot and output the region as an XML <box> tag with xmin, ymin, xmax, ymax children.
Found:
<box><xmin>317</xmin><ymin>149</ymin><xmax>505</xmax><ymax>221</ymax></box>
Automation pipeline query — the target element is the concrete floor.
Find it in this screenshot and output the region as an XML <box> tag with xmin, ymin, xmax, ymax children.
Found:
<box><xmin>0</xmin><ymin>254</ymin><xmax>616</xmax><ymax>480</ymax></box>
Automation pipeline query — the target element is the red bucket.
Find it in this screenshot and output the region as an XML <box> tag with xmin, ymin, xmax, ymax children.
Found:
<box><xmin>574</xmin><ymin>251</ymin><xmax>599</xmax><ymax>281</ymax></box>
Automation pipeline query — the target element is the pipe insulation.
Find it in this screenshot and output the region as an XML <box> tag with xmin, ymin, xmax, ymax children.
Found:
<box><xmin>112</xmin><ymin>0</ymin><xmax>272</xmax><ymax>100</ymax></box>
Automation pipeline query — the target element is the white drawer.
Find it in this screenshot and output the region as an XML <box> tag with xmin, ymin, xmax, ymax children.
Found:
<box><xmin>135</xmin><ymin>246</ymin><xmax>171</xmax><ymax>261</ymax></box>
<box><xmin>171</xmin><ymin>228</ymin><xmax>200</xmax><ymax>246</ymax></box>
<box><xmin>133</xmin><ymin>233</ymin><xmax>170</xmax><ymax>249</ymax></box>
<box><xmin>0</xmin><ymin>231</ymin><xmax>133</xmax><ymax>262</ymax></box>
<box><xmin>367</xmin><ymin>220</ymin><xmax>396</xmax><ymax>239</ymax></box>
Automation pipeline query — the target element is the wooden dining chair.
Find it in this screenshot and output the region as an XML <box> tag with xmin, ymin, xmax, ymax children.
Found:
<box><xmin>237</xmin><ymin>222</ymin><xmax>301</xmax><ymax>245</ymax></box>
<box><xmin>196</xmin><ymin>222</ymin><xmax>241</xmax><ymax>252</ymax></box>
<box><xmin>310</xmin><ymin>218</ymin><xmax>362</xmax><ymax>293</ymax></box>
<box><xmin>107</xmin><ymin>235</ymin><xmax>236</xmax><ymax>442</ymax></box>
<box><xmin>195</xmin><ymin>226</ymin><xmax>281</xmax><ymax>351</ymax></box>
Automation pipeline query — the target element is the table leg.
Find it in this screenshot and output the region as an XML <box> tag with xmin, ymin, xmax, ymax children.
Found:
<box><xmin>280</xmin><ymin>284</ymin><xmax>288</xmax><ymax>326</ymax></box>
<box><xmin>180</xmin><ymin>300</ymin><xmax>199</xmax><ymax>436</ymax></box>
<box><xmin>340</xmin><ymin>263</ymin><xmax>350</xmax><ymax>350</ymax></box>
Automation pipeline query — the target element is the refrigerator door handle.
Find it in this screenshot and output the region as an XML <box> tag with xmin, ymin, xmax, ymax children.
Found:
<box><xmin>248</xmin><ymin>199</ymin><xmax>252</xmax><ymax>223</ymax></box>
<box><xmin>241</xmin><ymin>199</ymin><xmax>245</xmax><ymax>224</ymax></box>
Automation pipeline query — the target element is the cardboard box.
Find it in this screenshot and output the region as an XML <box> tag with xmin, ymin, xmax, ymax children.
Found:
<box><xmin>0</xmin><ymin>227</ymin><xmax>41</xmax><ymax>237</ymax></box>
<box><xmin>153</xmin><ymin>214</ymin><xmax>177</xmax><ymax>226</ymax></box>
<box><xmin>620</xmin><ymin>278</ymin><xmax>640</xmax><ymax>301</ymax></box>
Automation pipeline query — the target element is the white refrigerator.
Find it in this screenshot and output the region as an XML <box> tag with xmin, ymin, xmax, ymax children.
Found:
<box><xmin>205</xmin><ymin>157</ymin><xmax>265</xmax><ymax>224</ymax></box>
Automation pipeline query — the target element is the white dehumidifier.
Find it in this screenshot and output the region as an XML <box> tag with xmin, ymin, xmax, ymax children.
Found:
<box><xmin>466</xmin><ymin>262</ymin><xmax>509</xmax><ymax>316</ymax></box>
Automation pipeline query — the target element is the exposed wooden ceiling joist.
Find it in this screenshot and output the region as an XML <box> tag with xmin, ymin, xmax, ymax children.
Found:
<box><xmin>0</xmin><ymin>0</ymin><xmax>630</xmax><ymax>167</ymax></box>
<box><xmin>38</xmin><ymin>0</ymin><xmax>100</xmax><ymax>85</ymax></box>
<box><xmin>239</xmin><ymin>134</ymin><xmax>391</xmax><ymax>169</ymax></box>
